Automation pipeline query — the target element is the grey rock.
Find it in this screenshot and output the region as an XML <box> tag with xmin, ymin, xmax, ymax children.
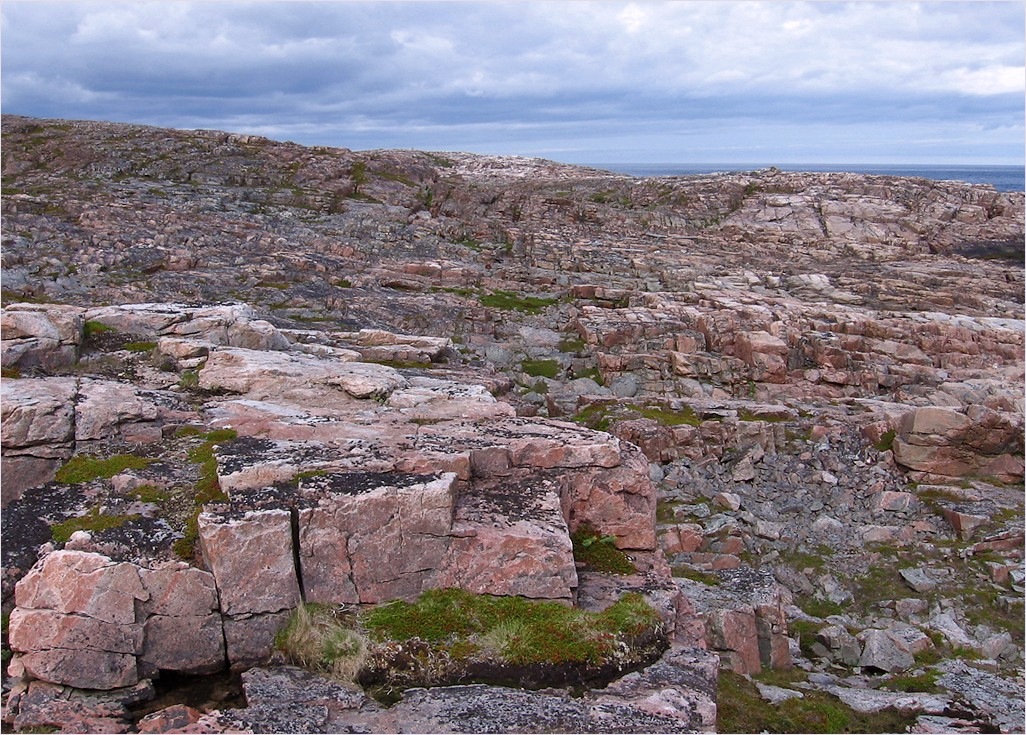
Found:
<box><xmin>756</xmin><ymin>683</ymin><xmax>804</xmax><ymax>704</ymax></box>
<box><xmin>609</xmin><ymin>373</ymin><xmax>640</xmax><ymax>398</ymax></box>
<box><xmin>815</xmin><ymin>624</ymin><xmax>862</xmax><ymax>666</ymax></box>
<box><xmin>826</xmin><ymin>685</ymin><xmax>949</xmax><ymax>715</ymax></box>
<box><xmin>900</xmin><ymin>567</ymin><xmax>938</xmax><ymax>593</ymax></box>
<box><xmin>857</xmin><ymin>628</ymin><xmax>915</xmax><ymax>673</ymax></box>
<box><xmin>938</xmin><ymin>659</ymin><xmax>1026</xmax><ymax>733</ymax></box>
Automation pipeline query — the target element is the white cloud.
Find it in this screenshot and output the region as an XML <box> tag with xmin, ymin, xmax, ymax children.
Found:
<box><xmin>1</xmin><ymin>1</ymin><xmax>1022</xmax><ymax>163</ymax></box>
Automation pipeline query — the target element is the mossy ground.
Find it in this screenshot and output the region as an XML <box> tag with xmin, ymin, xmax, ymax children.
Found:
<box><xmin>276</xmin><ymin>589</ymin><xmax>664</xmax><ymax>693</ymax></box>
<box><xmin>50</xmin><ymin>506</ymin><xmax>140</xmax><ymax>543</ymax></box>
<box><xmin>520</xmin><ymin>358</ymin><xmax>561</xmax><ymax>379</ymax></box>
<box><xmin>478</xmin><ymin>289</ymin><xmax>559</xmax><ymax>313</ymax></box>
<box><xmin>717</xmin><ymin>670</ymin><xmax>917</xmax><ymax>733</ymax></box>
<box><xmin>573</xmin><ymin>401</ymin><xmax>703</xmax><ymax>432</ymax></box>
<box><xmin>570</xmin><ymin>523</ymin><xmax>637</xmax><ymax>575</ymax></box>
<box><xmin>172</xmin><ymin>428</ymin><xmax>237</xmax><ymax>560</ymax></box>
<box><xmin>54</xmin><ymin>454</ymin><xmax>155</xmax><ymax>484</ymax></box>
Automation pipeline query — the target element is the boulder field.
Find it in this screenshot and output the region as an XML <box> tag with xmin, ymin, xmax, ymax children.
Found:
<box><xmin>0</xmin><ymin>116</ymin><xmax>1023</xmax><ymax>733</ymax></box>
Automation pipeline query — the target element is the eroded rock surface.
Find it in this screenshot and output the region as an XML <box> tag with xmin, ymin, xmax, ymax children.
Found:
<box><xmin>2</xmin><ymin>116</ymin><xmax>1023</xmax><ymax>733</ymax></box>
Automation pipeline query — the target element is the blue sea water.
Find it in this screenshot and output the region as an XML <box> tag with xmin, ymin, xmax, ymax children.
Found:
<box><xmin>591</xmin><ymin>163</ymin><xmax>1025</xmax><ymax>193</ymax></box>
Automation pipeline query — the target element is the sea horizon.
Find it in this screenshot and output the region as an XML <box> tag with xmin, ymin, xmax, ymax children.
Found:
<box><xmin>588</xmin><ymin>162</ymin><xmax>1025</xmax><ymax>193</ymax></box>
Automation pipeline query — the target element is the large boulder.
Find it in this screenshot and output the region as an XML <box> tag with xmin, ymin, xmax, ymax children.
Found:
<box><xmin>9</xmin><ymin>551</ymin><xmax>148</xmax><ymax>689</ymax></box>
<box><xmin>893</xmin><ymin>405</ymin><xmax>1024</xmax><ymax>482</ymax></box>
<box><xmin>9</xmin><ymin>552</ymin><xmax>229</xmax><ymax>689</ymax></box>
<box><xmin>0</xmin><ymin>377</ymin><xmax>77</xmax><ymax>503</ymax></box>
<box><xmin>0</xmin><ymin>303</ymin><xmax>84</xmax><ymax>371</ymax></box>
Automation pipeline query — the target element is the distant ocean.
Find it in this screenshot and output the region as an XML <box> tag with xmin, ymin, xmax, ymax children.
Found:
<box><xmin>591</xmin><ymin>163</ymin><xmax>1025</xmax><ymax>193</ymax></box>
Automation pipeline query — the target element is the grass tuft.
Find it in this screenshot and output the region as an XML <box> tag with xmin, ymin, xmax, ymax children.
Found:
<box><xmin>275</xmin><ymin>604</ymin><xmax>369</xmax><ymax>683</ymax></box>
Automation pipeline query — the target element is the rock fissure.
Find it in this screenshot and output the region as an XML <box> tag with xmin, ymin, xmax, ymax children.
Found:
<box><xmin>288</xmin><ymin>505</ymin><xmax>306</xmax><ymax>604</ymax></box>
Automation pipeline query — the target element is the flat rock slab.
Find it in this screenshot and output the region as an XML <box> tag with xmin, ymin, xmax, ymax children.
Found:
<box><xmin>198</xmin><ymin>649</ymin><xmax>718</xmax><ymax>734</ymax></box>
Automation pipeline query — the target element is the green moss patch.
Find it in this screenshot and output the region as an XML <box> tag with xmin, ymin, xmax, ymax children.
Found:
<box><xmin>173</xmin><ymin>428</ymin><xmax>238</xmax><ymax>560</ymax></box>
<box><xmin>672</xmin><ymin>567</ymin><xmax>721</xmax><ymax>586</ymax></box>
<box><xmin>479</xmin><ymin>290</ymin><xmax>559</xmax><ymax>313</ymax></box>
<box><xmin>275</xmin><ymin>590</ymin><xmax>664</xmax><ymax>696</ymax></box>
<box><xmin>55</xmin><ymin>454</ymin><xmax>154</xmax><ymax>484</ymax></box>
<box><xmin>717</xmin><ymin>669</ymin><xmax>917</xmax><ymax>733</ymax></box>
<box><xmin>571</xmin><ymin>523</ymin><xmax>637</xmax><ymax>575</ymax></box>
<box><xmin>51</xmin><ymin>506</ymin><xmax>140</xmax><ymax>543</ymax></box>
<box><xmin>573</xmin><ymin>402</ymin><xmax>703</xmax><ymax>431</ymax></box>
<box><xmin>521</xmin><ymin>358</ymin><xmax>561</xmax><ymax>379</ymax></box>
<box><xmin>83</xmin><ymin>320</ymin><xmax>116</xmax><ymax>339</ymax></box>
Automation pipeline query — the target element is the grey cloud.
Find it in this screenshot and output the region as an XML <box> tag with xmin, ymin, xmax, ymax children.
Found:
<box><xmin>1</xmin><ymin>1</ymin><xmax>1022</xmax><ymax>163</ymax></box>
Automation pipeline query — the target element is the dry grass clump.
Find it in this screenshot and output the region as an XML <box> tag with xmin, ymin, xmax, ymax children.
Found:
<box><xmin>274</xmin><ymin>603</ymin><xmax>369</xmax><ymax>684</ymax></box>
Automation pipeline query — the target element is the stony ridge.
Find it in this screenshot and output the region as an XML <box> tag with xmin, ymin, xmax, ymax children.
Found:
<box><xmin>1</xmin><ymin>116</ymin><xmax>1024</xmax><ymax>733</ymax></box>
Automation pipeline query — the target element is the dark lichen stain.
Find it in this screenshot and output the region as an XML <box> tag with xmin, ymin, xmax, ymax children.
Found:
<box><xmin>459</xmin><ymin>477</ymin><xmax>559</xmax><ymax>524</ymax></box>
<box><xmin>207</xmin><ymin>472</ymin><xmax>439</xmax><ymax>521</ymax></box>
<box><xmin>211</xmin><ymin>436</ymin><xmax>279</xmax><ymax>475</ymax></box>
<box><xmin>1</xmin><ymin>483</ymin><xmax>85</xmax><ymax>598</ymax></box>
<box><xmin>86</xmin><ymin>516</ymin><xmax>179</xmax><ymax>561</ymax></box>
<box><xmin>301</xmin><ymin>471</ymin><xmax>438</xmax><ymax>497</ymax></box>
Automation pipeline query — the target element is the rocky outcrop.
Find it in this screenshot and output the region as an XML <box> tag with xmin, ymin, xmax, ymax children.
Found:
<box><xmin>8</xmin><ymin>551</ymin><xmax>223</xmax><ymax>690</ymax></box>
<box><xmin>2</xmin><ymin>300</ymin><xmax>672</xmax><ymax>696</ymax></box>
<box><xmin>1</xmin><ymin>116</ymin><xmax>1023</xmax><ymax>733</ymax></box>
<box><xmin>138</xmin><ymin>650</ymin><xmax>717</xmax><ymax>734</ymax></box>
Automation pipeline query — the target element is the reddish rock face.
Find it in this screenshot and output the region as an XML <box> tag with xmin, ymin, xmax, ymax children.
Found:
<box><xmin>3</xmin><ymin>117</ymin><xmax>1024</xmax><ymax>724</ymax></box>
<box><xmin>198</xmin><ymin>508</ymin><xmax>302</xmax><ymax>616</ymax></box>
<box><xmin>893</xmin><ymin>405</ymin><xmax>1024</xmax><ymax>482</ymax></box>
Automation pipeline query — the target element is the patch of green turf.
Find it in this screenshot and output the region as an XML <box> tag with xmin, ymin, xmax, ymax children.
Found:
<box><xmin>54</xmin><ymin>454</ymin><xmax>154</xmax><ymax>484</ymax></box>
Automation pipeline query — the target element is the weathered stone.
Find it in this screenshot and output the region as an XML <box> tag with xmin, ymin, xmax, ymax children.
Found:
<box><xmin>440</xmin><ymin>479</ymin><xmax>577</xmax><ymax>601</ymax></box>
<box><xmin>0</xmin><ymin>377</ymin><xmax>77</xmax><ymax>502</ymax></box>
<box><xmin>299</xmin><ymin>473</ymin><xmax>457</xmax><ymax>604</ymax></box>
<box><xmin>0</xmin><ymin>303</ymin><xmax>83</xmax><ymax>370</ymax></box>
<box><xmin>15</xmin><ymin>550</ymin><xmax>148</xmax><ymax>625</ymax></box>
<box><xmin>13</xmin><ymin>648</ymin><xmax>139</xmax><ymax>691</ymax></box>
<box><xmin>136</xmin><ymin>705</ymin><xmax>204</xmax><ymax>734</ymax></box>
<box><xmin>857</xmin><ymin>628</ymin><xmax>915</xmax><ymax>673</ymax></box>
<box><xmin>900</xmin><ymin>567</ymin><xmax>939</xmax><ymax>593</ymax></box>
<box><xmin>937</xmin><ymin>659</ymin><xmax>1026</xmax><ymax>733</ymax></box>
<box><xmin>75</xmin><ymin>378</ymin><xmax>165</xmax><ymax>443</ymax></box>
<box><xmin>815</xmin><ymin>624</ymin><xmax>862</xmax><ymax>666</ymax></box>
<box><xmin>826</xmin><ymin>685</ymin><xmax>949</xmax><ymax>715</ymax></box>
<box><xmin>756</xmin><ymin>683</ymin><xmax>804</xmax><ymax>704</ymax></box>
<box><xmin>3</xmin><ymin>678</ymin><xmax>150</xmax><ymax>734</ymax></box>
<box><xmin>223</xmin><ymin>611</ymin><xmax>292</xmax><ymax>670</ymax></box>
<box><xmin>197</xmin><ymin>508</ymin><xmax>301</xmax><ymax>616</ymax></box>
<box><xmin>706</xmin><ymin>608</ymin><xmax>761</xmax><ymax>675</ymax></box>
<box><xmin>139</xmin><ymin>614</ymin><xmax>225</xmax><ymax>676</ymax></box>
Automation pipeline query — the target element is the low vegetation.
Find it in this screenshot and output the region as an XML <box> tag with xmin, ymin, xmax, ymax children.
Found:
<box><xmin>172</xmin><ymin>428</ymin><xmax>238</xmax><ymax>560</ymax></box>
<box><xmin>717</xmin><ymin>670</ymin><xmax>917</xmax><ymax>733</ymax></box>
<box><xmin>276</xmin><ymin>589</ymin><xmax>663</xmax><ymax>693</ymax></box>
<box><xmin>573</xmin><ymin>401</ymin><xmax>704</xmax><ymax>432</ymax></box>
<box><xmin>478</xmin><ymin>289</ymin><xmax>559</xmax><ymax>313</ymax></box>
<box><xmin>571</xmin><ymin>523</ymin><xmax>637</xmax><ymax>574</ymax></box>
<box><xmin>521</xmin><ymin>358</ymin><xmax>561</xmax><ymax>379</ymax></box>
<box><xmin>54</xmin><ymin>453</ymin><xmax>154</xmax><ymax>484</ymax></box>
<box><xmin>51</xmin><ymin>506</ymin><xmax>139</xmax><ymax>543</ymax></box>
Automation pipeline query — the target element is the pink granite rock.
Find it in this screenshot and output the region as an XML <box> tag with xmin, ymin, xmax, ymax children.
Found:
<box><xmin>15</xmin><ymin>550</ymin><xmax>148</xmax><ymax>625</ymax></box>
<box><xmin>197</xmin><ymin>508</ymin><xmax>301</xmax><ymax>615</ymax></box>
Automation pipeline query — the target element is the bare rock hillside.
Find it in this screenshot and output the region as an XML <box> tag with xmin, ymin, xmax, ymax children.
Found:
<box><xmin>1</xmin><ymin>116</ymin><xmax>1023</xmax><ymax>733</ymax></box>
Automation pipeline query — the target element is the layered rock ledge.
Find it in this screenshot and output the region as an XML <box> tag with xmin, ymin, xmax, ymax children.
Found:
<box><xmin>1</xmin><ymin>116</ymin><xmax>1023</xmax><ymax>733</ymax></box>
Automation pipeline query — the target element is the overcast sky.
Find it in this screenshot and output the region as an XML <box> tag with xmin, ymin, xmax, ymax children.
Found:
<box><xmin>2</xmin><ymin>1</ymin><xmax>1024</xmax><ymax>165</ymax></box>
